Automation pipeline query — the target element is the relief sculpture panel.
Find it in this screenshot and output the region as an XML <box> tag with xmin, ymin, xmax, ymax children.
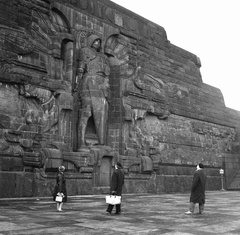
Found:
<box><xmin>0</xmin><ymin>0</ymin><xmax>239</xmax><ymax>197</ymax></box>
<box><xmin>0</xmin><ymin>7</ymin><xmax>74</xmax><ymax>176</ymax></box>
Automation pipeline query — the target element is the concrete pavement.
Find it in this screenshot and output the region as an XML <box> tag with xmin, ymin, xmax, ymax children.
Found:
<box><xmin>1</xmin><ymin>191</ymin><xmax>240</xmax><ymax>234</ymax></box>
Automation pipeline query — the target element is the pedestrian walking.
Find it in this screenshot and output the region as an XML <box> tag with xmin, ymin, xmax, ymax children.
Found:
<box><xmin>53</xmin><ymin>165</ymin><xmax>67</xmax><ymax>212</ymax></box>
<box><xmin>185</xmin><ymin>163</ymin><xmax>207</xmax><ymax>215</ymax></box>
<box><xmin>106</xmin><ymin>162</ymin><xmax>124</xmax><ymax>215</ymax></box>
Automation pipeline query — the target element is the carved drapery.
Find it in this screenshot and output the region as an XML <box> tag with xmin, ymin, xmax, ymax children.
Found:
<box><xmin>74</xmin><ymin>30</ymin><xmax>110</xmax><ymax>149</ymax></box>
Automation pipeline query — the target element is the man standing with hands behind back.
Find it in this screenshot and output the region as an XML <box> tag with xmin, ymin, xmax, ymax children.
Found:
<box><xmin>185</xmin><ymin>163</ymin><xmax>207</xmax><ymax>215</ymax></box>
<box><xmin>106</xmin><ymin>162</ymin><xmax>124</xmax><ymax>215</ymax></box>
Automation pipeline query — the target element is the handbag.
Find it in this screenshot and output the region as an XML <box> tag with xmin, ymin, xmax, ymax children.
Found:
<box><xmin>106</xmin><ymin>195</ymin><xmax>121</xmax><ymax>205</ymax></box>
<box><xmin>55</xmin><ymin>195</ymin><xmax>63</xmax><ymax>202</ymax></box>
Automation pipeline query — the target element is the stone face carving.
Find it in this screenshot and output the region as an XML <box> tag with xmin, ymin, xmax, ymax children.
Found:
<box><xmin>76</xmin><ymin>34</ymin><xmax>110</xmax><ymax>148</ymax></box>
<box><xmin>122</xmin><ymin>67</ymin><xmax>170</xmax><ymax>121</ymax></box>
<box><xmin>19</xmin><ymin>84</ymin><xmax>59</xmax><ymax>134</ymax></box>
<box><xmin>121</xmin><ymin>67</ymin><xmax>170</xmax><ymax>162</ymax></box>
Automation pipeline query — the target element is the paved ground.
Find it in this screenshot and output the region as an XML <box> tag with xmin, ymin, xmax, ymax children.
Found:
<box><xmin>1</xmin><ymin>190</ymin><xmax>240</xmax><ymax>234</ymax></box>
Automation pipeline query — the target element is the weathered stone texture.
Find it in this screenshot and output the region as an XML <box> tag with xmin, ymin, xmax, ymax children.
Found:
<box><xmin>0</xmin><ymin>0</ymin><xmax>239</xmax><ymax>197</ymax></box>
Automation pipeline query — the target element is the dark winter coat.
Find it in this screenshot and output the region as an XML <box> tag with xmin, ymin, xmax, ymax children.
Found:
<box><xmin>53</xmin><ymin>172</ymin><xmax>67</xmax><ymax>202</ymax></box>
<box><xmin>190</xmin><ymin>169</ymin><xmax>207</xmax><ymax>204</ymax></box>
<box><xmin>110</xmin><ymin>168</ymin><xmax>124</xmax><ymax>196</ymax></box>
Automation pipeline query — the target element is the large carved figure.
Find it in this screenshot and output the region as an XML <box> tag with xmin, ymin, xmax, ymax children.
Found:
<box><xmin>76</xmin><ymin>35</ymin><xmax>110</xmax><ymax>148</ymax></box>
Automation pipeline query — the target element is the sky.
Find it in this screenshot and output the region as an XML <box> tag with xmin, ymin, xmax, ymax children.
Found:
<box><xmin>111</xmin><ymin>0</ymin><xmax>240</xmax><ymax>111</ymax></box>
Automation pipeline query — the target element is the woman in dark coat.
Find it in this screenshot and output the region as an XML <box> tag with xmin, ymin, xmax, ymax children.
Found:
<box><xmin>53</xmin><ymin>165</ymin><xmax>67</xmax><ymax>211</ymax></box>
<box><xmin>185</xmin><ymin>163</ymin><xmax>207</xmax><ymax>215</ymax></box>
<box><xmin>106</xmin><ymin>162</ymin><xmax>125</xmax><ymax>215</ymax></box>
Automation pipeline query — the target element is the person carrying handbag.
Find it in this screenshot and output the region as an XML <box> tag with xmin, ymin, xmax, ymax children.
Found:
<box><xmin>53</xmin><ymin>165</ymin><xmax>67</xmax><ymax>212</ymax></box>
<box><xmin>106</xmin><ymin>162</ymin><xmax>125</xmax><ymax>215</ymax></box>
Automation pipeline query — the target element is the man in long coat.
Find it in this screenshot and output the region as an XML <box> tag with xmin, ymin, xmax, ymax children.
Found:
<box><xmin>185</xmin><ymin>163</ymin><xmax>207</xmax><ymax>215</ymax></box>
<box><xmin>106</xmin><ymin>162</ymin><xmax>125</xmax><ymax>215</ymax></box>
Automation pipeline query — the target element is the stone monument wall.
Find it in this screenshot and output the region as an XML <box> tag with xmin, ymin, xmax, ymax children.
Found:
<box><xmin>0</xmin><ymin>0</ymin><xmax>239</xmax><ymax>197</ymax></box>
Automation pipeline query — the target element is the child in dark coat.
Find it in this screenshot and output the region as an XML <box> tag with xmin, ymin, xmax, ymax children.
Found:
<box><xmin>53</xmin><ymin>165</ymin><xmax>67</xmax><ymax>211</ymax></box>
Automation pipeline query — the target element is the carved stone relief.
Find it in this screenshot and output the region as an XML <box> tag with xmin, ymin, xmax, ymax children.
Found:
<box><xmin>1</xmin><ymin>0</ymin><xmax>238</xmax><ymax>197</ymax></box>
<box><xmin>0</xmin><ymin>7</ymin><xmax>75</xmax><ymax>174</ymax></box>
<box><xmin>74</xmin><ymin>29</ymin><xmax>110</xmax><ymax>149</ymax></box>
